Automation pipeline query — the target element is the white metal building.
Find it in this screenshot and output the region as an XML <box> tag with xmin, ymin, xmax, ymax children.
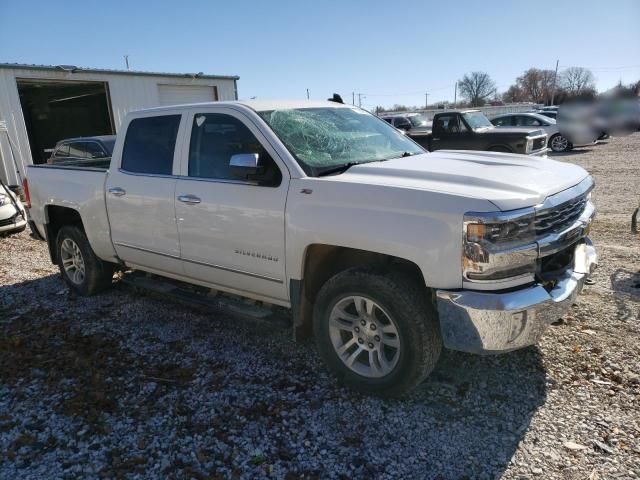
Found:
<box><xmin>0</xmin><ymin>63</ymin><xmax>239</xmax><ymax>185</ymax></box>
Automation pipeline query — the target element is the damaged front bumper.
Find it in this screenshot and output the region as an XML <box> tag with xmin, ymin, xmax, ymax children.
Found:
<box><xmin>435</xmin><ymin>239</ymin><xmax>597</xmax><ymax>354</ymax></box>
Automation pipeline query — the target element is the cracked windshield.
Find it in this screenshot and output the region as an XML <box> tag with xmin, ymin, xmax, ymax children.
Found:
<box><xmin>259</xmin><ymin>107</ymin><xmax>423</xmax><ymax>174</ymax></box>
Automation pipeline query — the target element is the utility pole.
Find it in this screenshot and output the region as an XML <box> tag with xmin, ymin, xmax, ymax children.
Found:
<box><xmin>425</xmin><ymin>92</ymin><xmax>429</xmax><ymax>109</ymax></box>
<box><xmin>306</xmin><ymin>88</ymin><xmax>310</xmax><ymax>100</ymax></box>
<box><xmin>352</xmin><ymin>92</ymin><xmax>355</xmax><ymax>105</ymax></box>
<box><xmin>124</xmin><ymin>55</ymin><xmax>130</xmax><ymax>70</ymax></box>
<box><xmin>550</xmin><ymin>59</ymin><xmax>559</xmax><ymax>106</ymax></box>
<box><xmin>358</xmin><ymin>93</ymin><xmax>362</xmax><ymax>108</ymax></box>
<box><xmin>454</xmin><ymin>82</ymin><xmax>457</xmax><ymax>108</ymax></box>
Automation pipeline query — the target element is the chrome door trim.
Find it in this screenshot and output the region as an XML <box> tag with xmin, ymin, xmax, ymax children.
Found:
<box><xmin>114</xmin><ymin>242</ymin><xmax>181</xmax><ymax>259</ymax></box>
<box><xmin>118</xmin><ymin>168</ymin><xmax>178</xmax><ymax>179</ymax></box>
<box><xmin>182</xmin><ymin>257</ymin><xmax>284</xmax><ymax>284</ymax></box>
<box><xmin>114</xmin><ymin>242</ymin><xmax>283</xmax><ymax>284</ymax></box>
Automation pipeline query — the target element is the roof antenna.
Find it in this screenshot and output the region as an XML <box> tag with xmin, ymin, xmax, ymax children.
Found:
<box><xmin>328</xmin><ymin>93</ymin><xmax>344</xmax><ymax>104</ymax></box>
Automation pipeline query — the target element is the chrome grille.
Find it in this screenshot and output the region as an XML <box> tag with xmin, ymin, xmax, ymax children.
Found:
<box><xmin>532</xmin><ymin>137</ymin><xmax>546</xmax><ymax>151</ymax></box>
<box><xmin>535</xmin><ymin>194</ymin><xmax>587</xmax><ymax>235</ymax></box>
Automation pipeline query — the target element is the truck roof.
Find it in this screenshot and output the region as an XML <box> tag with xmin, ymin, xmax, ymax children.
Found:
<box><xmin>137</xmin><ymin>99</ymin><xmax>350</xmax><ymax>114</ymax></box>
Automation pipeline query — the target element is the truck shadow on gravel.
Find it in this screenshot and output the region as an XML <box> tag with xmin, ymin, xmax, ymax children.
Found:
<box><xmin>0</xmin><ymin>275</ymin><xmax>548</xmax><ymax>479</ymax></box>
<box><xmin>549</xmin><ymin>148</ymin><xmax>593</xmax><ymax>157</ymax></box>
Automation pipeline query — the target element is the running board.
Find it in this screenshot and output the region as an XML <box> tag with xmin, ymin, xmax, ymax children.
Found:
<box><xmin>119</xmin><ymin>272</ymin><xmax>291</xmax><ymax>328</ymax></box>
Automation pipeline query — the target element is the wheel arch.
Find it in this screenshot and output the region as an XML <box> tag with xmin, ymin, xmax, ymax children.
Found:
<box><xmin>291</xmin><ymin>244</ymin><xmax>428</xmax><ymax>340</ymax></box>
<box><xmin>44</xmin><ymin>205</ymin><xmax>85</xmax><ymax>264</ymax></box>
<box><xmin>487</xmin><ymin>144</ymin><xmax>514</xmax><ymax>153</ymax></box>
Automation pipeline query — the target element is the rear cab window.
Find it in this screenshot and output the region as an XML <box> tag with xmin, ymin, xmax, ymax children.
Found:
<box><xmin>121</xmin><ymin>115</ymin><xmax>181</xmax><ymax>175</ymax></box>
<box><xmin>54</xmin><ymin>144</ymin><xmax>70</xmax><ymax>157</ymax></box>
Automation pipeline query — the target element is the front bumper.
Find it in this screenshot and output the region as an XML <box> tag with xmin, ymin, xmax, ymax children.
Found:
<box><xmin>436</xmin><ymin>239</ymin><xmax>597</xmax><ymax>354</ymax></box>
<box><xmin>529</xmin><ymin>147</ymin><xmax>549</xmax><ymax>157</ymax></box>
<box><xmin>0</xmin><ymin>204</ymin><xmax>27</xmax><ymax>233</ymax></box>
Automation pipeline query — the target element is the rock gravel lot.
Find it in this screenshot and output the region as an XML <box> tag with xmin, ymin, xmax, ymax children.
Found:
<box><xmin>1</xmin><ymin>134</ymin><xmax>639</xmax><ymax>479</ymax></box>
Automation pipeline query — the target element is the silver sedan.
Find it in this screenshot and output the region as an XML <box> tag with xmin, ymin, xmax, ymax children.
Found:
<box><xmin>491</xmin><ymin>112</ymin><xmax>573</xmax><ymax>152</ymax></box>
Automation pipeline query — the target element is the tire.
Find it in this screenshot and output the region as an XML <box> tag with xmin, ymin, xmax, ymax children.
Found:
<box><xmin>488</xmin><ymin>146</ymin><xmax>511</xmax><ymax>153</ymax></box>
<box><xmin>56</xmin><ymin>225</ymin><xmax>114</xmax><ymax>296</ymax></box>
<box><xmin>549</xmin><ymin>134</ymin><xmax>570</xmax><ymax>152</ymax></box>
<box><xmin>313</xmin><ymin>266</ymin><xmax>442</xmax><ymax>397</ymax></box>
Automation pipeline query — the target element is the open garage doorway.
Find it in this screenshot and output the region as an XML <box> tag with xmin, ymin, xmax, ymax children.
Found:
<box><xmin>17</xmin><ymin>79</ymin><xmax>114</xmax><ymax>164</ymax></box>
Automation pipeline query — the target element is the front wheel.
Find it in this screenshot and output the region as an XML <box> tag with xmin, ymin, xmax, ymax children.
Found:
<box><xmin>549</xmin><ymin>133</ymin><xmax>570</xmax><ymax>152</ymax></box>
<box><xmin>313</xmin><ymin>267</ymin><xmax>442</xmax><ymax>397</ymax></box>
<box><xmin>56</xmin><ymin>225</ymin><xmax>114</xmax><ymax>296</ymax></box>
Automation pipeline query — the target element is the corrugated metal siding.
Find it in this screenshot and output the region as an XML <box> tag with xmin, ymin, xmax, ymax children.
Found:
<box><xmin>0</xmin><ymin>67</ymin><xmax>237</xmax><ymax>184</ymax></box>
<box><xmin>158</xmin><ymin>84</ymin><xmax>217</xmax><ymax>106</ymax></box>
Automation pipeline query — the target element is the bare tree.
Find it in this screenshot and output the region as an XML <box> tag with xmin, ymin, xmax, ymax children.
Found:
<box><xmin>514</xmin><ymin>68</ymin><xmax>556</xmax><ymax>103</ymax></box>
<box><xmin>502</xmin><ymin>84</ymin><xmax>524</xmax><ymax>103</ymax></box>
<box><xmin>457</xmin><ymin>72</ymin><xmax>496</xmax><ymax>106</ymax></box>
<box><xmin>560</xmin><ymin>67</ymin><xmax>596</xmax><ymax>96</ymax></box>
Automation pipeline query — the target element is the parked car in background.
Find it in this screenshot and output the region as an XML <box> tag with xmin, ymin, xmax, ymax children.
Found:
<box><xmin>47</xmin><ymin>135</ymin><xmax>115</xmax><ymax>168</ymax></box>
<box><xmin>537</xmin><ymin>110</ymin><xmax>557</xmax><ymax>120</ymax></box>
<box><xmin>0</xmin><ymin>183</ymin><xmax>27</xmax><ymax>235</ymax></box>
<box><xmin>381</xmin><ymin>113</ymin><xmax>432</xmax><ymax>143</ymax></box>
<box><xmin>26</xmin><ymin>100</ymin><xmax>597</xmax><ymax>397</ymax></box>
<box><xmin>492</xmin><ymin>112</ymin><xmax>578</xmax><ymax>153</ymax></box>
<box><xmin>416</xmin><ymin>110</ymin><xmax>548</xmax><ymax>155</ymax></box>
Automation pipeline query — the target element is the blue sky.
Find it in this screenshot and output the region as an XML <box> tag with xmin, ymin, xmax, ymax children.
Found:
<box><xmin>1</xmin><ymin>0</ymin><xmax>639</xmax><ymax>108</ymax></box>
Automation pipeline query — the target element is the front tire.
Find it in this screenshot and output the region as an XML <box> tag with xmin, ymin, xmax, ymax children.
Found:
<box><xmin>56</xmin><ymin>225</ymin><xmax>114</xmax><ymax>296</ymax></box>
<box><xmin>549</xmin><ymin>133</ymin><xmax>570</xmax><ymax>152</ymax></box>
<box><xmin>313</xmin><ymin>267</ymin><xmax>441</xmax><ymax>397</ymax></box>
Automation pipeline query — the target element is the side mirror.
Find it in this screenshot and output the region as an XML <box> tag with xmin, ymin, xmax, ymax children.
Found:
<box><xmin>229</xmin><ymin>153</ymin><xmax>263</xmax><ymax>179</ymax></box>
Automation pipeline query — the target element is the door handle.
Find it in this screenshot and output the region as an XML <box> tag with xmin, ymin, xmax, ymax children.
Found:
<box><xmin>177</xmin><ymin>194</ymin><xmax>201</xmax><ymax>205</ymax></box>
<box><xmin>108</xmin><ymin>187</ymin><xmax>126</xmax><ymax>197</ymax></box>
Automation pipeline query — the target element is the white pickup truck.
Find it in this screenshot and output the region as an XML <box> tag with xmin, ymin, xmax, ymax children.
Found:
<box><xmin>26</xmin><ymin>100</ymin><xmax>597</xmax><ymax>397</ymax></box>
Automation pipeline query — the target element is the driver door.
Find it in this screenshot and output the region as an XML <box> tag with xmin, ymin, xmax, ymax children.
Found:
<box><xmin>174</xmin><ymin>108</ymin><xmax>289</xmax><ymax>303</ymax></box>
<box><xmin>432</xmin><ymin>114</ymin><xmax>473</xmax><ymax>150</ymax></box>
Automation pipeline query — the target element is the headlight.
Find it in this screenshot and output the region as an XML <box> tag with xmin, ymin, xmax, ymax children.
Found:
<box><xmin>463</xmin><ymin>209</ymin><xmax>538</xmax><ymax>282</ymax></box>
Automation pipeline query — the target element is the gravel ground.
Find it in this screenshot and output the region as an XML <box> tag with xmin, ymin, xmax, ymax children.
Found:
<box><xmin>1</xmin><ymin>134</ymin><xmax>639</xmax><ymax>479</ymax></box>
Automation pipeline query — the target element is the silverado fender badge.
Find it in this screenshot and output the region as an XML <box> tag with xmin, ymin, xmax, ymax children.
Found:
<box><xmin>234</xmin><ymin>249</ymin><xmax>279</xmax><ymax>262</ymax></box>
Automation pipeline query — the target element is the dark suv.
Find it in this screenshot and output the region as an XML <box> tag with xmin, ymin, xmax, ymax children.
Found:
<box><xmin>47</xmin><ymin>135</ymin><xmax>115</xmax><ymax>167</ymax></box>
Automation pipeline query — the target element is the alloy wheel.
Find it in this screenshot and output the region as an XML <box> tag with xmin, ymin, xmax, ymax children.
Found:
<box><xmin>60</xmin><ymin>238</ymin><xmax>85</xmax><ymax>285</ymax></box>
<box><xmin>328</xmin><ymin>295</ymin><xmax>401</xmax><ymax>378</ymax></box>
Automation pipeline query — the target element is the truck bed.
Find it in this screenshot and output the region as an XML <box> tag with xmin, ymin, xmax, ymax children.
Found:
<box><xmin>27</xmin><ymin>164</ymin><xmax>118</xmax><ymax>262</ymax></box>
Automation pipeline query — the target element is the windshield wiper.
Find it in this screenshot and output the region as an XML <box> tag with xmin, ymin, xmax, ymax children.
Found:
<box><xmin>316</xmin><ymin>162</ymin><xmax>362</xmax><ymax>177</ymax></box>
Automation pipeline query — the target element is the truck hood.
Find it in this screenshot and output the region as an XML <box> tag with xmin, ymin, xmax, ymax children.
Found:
<box><xmin>476</xmin><ymin>126</ymin><xmax>545</xmax><ymax>137</ymax></box>
<box><xmin>334</xmin><ymin>151</ymin><xmax>590</xmax><ymax>211</ymax></box>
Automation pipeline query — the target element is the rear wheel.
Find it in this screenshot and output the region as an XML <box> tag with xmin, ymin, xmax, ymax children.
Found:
<box><xmin>56</xmin><ymin>225</ymin><xmax>114</xmax><ymax>296</ymax></box>
<box><xmin>313</xmin><ymin>267</ymin><xmax>441</xmax><ymax>397</ymax></box>
<box><xmin>549</xmin><ymin>134</ymin><xmax>570</xmax><ymax>152</ymax></box>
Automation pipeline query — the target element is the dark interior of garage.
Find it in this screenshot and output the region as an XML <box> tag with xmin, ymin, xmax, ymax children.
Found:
<box><xmin>17</xmin><ymin>79</ymin><xmax>114</xmax><ymax>164</ymax></box>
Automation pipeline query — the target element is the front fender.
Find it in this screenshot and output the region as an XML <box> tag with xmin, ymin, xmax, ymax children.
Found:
<box><xmin>285</xmin><ymin>178</ymin><xmax>496</xmax><ymax>290</ymax></box>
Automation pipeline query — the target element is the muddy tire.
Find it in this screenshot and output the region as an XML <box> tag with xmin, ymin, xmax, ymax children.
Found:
<box><xmin>313</xmin><ymin>266</ymin><xmax>441</xmax><ymax>397</ymax></box>
<box><xmin>56</xmin><ymin>225</ymin><xmax>114</xmax><ymax>296</ymax></box>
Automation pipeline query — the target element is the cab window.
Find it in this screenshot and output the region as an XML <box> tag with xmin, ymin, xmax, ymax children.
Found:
<box><xmin>121</xmin><ymin>115</ymin><xmax>181</xmax><ymax>175</ymax></box>
<box><xmin>492</xmin><ymin>116</ymin><xmax>512</xmax><ymax>126</ymax></box>
<box><xmin>515</xmin><ymin>116</ymin><xmax>542</xmax><ymax>127</ymax></box>
<box><xmin>188</xmin><ymin>113</ymin><xmax>281</xmax><ymax>186</ymax></box>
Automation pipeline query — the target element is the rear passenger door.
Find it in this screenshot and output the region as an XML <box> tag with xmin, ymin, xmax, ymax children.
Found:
<box><xmin>174</xmin><ymin>107</ymin><xmax>289</xmax><ymax>303</ymax></box>
<box><xmin>106</xmin><ymin>112</ymin><xmax>187</xmax><ymax>273</ymax></box>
